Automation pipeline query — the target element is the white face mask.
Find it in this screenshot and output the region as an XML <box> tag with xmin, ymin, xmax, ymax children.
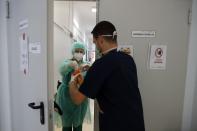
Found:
<box><xmin>73</xmin><ymin>52</ymin><xmax>84</xmax><ymax>61</ymax></box>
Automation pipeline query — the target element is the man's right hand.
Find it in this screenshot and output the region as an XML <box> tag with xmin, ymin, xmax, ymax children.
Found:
<box><xmin>70</xmin><ymin>69</ymin><xmax>84</xmax><ymax>86</ymax></box>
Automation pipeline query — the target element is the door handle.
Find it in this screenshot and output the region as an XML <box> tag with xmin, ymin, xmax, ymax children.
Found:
<box><xmin>28</xmin><ymin>102</ymin><xmax>45</xmax><ymax>125</ymax></box>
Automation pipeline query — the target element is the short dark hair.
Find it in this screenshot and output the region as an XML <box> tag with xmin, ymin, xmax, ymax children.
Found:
<box><xmin>91</xmin><ymin>21</ymin><xmax>117</xmax><ymax>42</ymax></box>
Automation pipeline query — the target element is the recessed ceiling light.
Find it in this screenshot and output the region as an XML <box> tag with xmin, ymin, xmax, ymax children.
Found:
<box><xmin>91</xmin><ymin>7</ymin><xmax>96</xmax><ymax>13</ymax></box>
<box><xmin>73</xmin><ymin>19</ymin><xmax>79</xmax><ymax>28</ymax></box>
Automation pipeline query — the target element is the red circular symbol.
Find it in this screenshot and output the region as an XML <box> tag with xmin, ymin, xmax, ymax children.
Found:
<box><xmin>155</xmin><ymin>48</ymin><xmax>163</xmax><ymax>58</ymax></box>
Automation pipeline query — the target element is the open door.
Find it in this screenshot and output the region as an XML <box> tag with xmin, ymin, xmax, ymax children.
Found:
<box><xmin>53</xmin><ymin>1</ymin><xmax>97</xmax><ymax>131</ymax></box>
<box><xmin>7</xmin><ymin>0</ymin><xmax>53</xmax><ymax>131</ymax></box>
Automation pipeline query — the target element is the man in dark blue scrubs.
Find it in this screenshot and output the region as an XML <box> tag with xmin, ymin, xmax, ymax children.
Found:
<box><xmin>69</xmin><ymin>21</ymin><xmax>145</xmax><ymax>131</ymax></box>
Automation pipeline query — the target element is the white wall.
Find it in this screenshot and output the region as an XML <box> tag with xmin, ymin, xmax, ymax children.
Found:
<box><xmin>0</xmin><ymin>1</ymin><xmax>12</xmax><ymax>131</ymax></box>
<box><xmin>54</xmin><ymin>1</ymin><xmax>74</xmax><ymax>89</ymax></box>
<box><xmin>182</xmin><ymin>0</ymin><xmax>197</xmax><ymax>131</ymax></box>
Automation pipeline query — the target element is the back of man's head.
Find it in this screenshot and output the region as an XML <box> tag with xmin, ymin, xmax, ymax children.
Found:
<box><xmin>91</xmin><ymin>21</ymin><xmax>117</xmax><ymax>43</ymax></box>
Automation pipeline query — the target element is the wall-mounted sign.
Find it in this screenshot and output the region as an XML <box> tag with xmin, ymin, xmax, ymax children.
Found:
<box><xmin>132</xmin><ymin>31</ymin><xmax>156</xmax><ymax>38</ymax></box>
<box><xmin>29</xmin><ymin>42</ymin><xmax>41</xmax><ymax>54</ymax></box>
<box><xmin>19</xmin><ymin>33</ymin><xmax>29</xmax><ymax>75</ymax></box>
<box><xmin>19</xmin><ymin>19</ymin><xmax>29</xmax><ymax>30</ymax></box>
<box><xmin>149</xmin><ymin>45</ymin><xmax>167</xmax><ymax>70</ymax></box>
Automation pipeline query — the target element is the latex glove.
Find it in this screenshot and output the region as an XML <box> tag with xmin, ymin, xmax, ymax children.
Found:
<box><xmin>70</xmin><ymin>69</ymin><xmax>84</xmax><ymax>86</ymax></box>
<box><xmin>69</xmin><ymin>60</ymin><xmax>78</xmax><ymax>70</ymax></box>
<box><xmin>76</xmin><ymin>73</ymin><xmax>84</xmax><ymax>85</ymax></box>
<box><xmin>80</xmin><ymin>64</ymin><xmax>90</xmax><ymax>72</ymax></box>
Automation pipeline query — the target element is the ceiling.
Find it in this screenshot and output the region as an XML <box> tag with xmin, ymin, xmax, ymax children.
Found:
<box><xmin>54</xmin><ymin>1</ymin><xmax>96</xmax><ymax>44</ymax></box>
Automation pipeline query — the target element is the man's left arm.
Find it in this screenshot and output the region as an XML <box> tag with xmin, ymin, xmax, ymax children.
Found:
<box><xmin>69</xmin><ymin>75</ymin><xmax>86</xmax><ymax>105</ymax></box>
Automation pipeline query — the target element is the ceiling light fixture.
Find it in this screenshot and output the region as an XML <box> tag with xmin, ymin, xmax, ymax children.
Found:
<box><xmin>73</xmin><ymin>19</ymin><xmax>79</xmax><ymax>28</ymax></box>
<box><xmin>91</xmin><ymin>7</ymin><xmax>96</xmax><ymax>13</ymax></box>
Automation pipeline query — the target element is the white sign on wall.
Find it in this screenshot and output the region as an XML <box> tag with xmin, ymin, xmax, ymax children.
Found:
<box><xmin>19</xmin><ymin>19</ymin><xmax>29</xmax><ymax>30</ymax></box>
<box><xmin>132</xmin><ymin>31</ymin><xmax>156</xmax><ymax>38</ymax></box>
<box><xmin>19</xmin><ymin>33</ymin><xmax>29</xmax><ymax>75</ymax></box>
<box><xmin>29</xmin><ymin>42</ymin><xmax>41</xmax><ymax>54</ymax></box>
<box><xmin>149</xmin><ymin>45</ymin><xmax>167</xmax><ymax>70</ymax></box>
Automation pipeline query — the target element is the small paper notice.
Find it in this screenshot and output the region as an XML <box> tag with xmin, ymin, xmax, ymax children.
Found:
<box><xmin>19</xmin><ymin>19</ymin><xmax>29</xmax><ymax>30</ymax></box>
<box><xmin>29</xmin><ymin>42</ymin><xmax>41</xmax><ymax>54</ymax></box>
<box><xmin>20</xmin><ymin>33</ymin><xmax>29</xmax><ymax>74</ymax></box>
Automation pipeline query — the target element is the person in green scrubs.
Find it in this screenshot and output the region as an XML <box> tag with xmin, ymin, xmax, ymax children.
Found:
<box><xmin>55</xmin><ymin>41</ymin><xmax>90</xmax><ymax>131</ymax></box>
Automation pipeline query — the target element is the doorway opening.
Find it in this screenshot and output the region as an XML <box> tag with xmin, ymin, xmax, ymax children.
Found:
<box><xmin>53</xmin><ymin>1</ymin><xmax>97</xmax><ymax>131</ymax></box>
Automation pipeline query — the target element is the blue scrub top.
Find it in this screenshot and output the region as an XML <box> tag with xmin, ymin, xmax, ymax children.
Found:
<box><xmin>79</xmin><ymin>49</ymin><xmax>145</xmax><ymax>131</ymax></box>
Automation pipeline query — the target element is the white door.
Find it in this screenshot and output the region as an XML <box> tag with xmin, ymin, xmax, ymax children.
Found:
<box><xmin>7</xmin><ymin>0</ymin><xmax>53</xmax><ymax>131</ymax></box>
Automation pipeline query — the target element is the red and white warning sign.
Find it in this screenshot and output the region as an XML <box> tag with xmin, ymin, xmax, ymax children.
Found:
<box><xmin>149</xmin><ymin>45</ymin><xmax>167</xmax><ymax>70</ymax></box>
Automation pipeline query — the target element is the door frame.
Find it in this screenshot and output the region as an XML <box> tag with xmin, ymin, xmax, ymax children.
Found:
<box><xmin>0</xmin><ymin>0</ymin><xmax>12</xmax><ymax>131</ymax></box>
<box><xmin>47</xmin><ymin>0</ymin><xmax>55</xmax><ymax>131</ymax></box>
